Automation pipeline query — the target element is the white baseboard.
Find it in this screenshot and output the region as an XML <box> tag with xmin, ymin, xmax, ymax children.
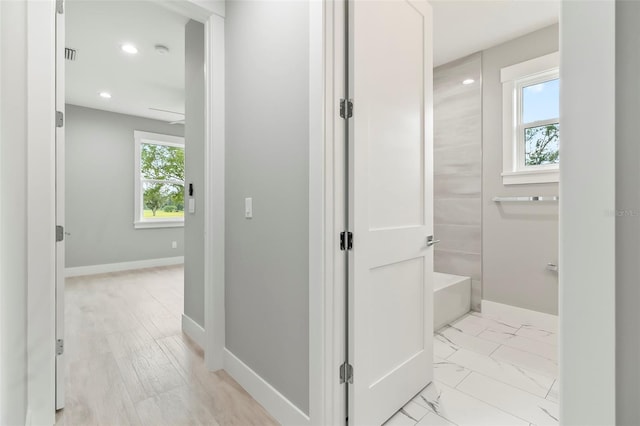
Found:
<box><xmin>65</xmin><ymin>256</ymin><xmax>184</xmax><ymax>277</ymax></box>
<box><xmin>481</xmin><ymin>300</ymin><xmax>558</xmax><ymax>332</ymax></box>
<box><xmin>223</xmin><ymin>349</ymin><xmax>310</xmax><ymax>426</ymax></box>
<box><xmin>181</xmin><ymin>314</ymin><xmax>205</xmax><ymax>349</ymax></box>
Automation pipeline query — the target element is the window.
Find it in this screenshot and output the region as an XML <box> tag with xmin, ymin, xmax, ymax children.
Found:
<box><xmin>134</xmin><ymin>131</ymin><xmax>185</xmax><ymax>229</ymax></box>
<box><xmin>501</xmin><ymin>52</ymin><xmax>560</xmax><ymax>185</ymax></box>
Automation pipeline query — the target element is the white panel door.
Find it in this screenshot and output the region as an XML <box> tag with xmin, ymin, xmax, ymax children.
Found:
<box><xmin>55</xmin><ymin>0</ymin><xmax>66</xmax><ymax>410</ymax></box>
<box><xmin>348</xmin><ymin>0</ymin><xmax>433</xmax><ymax>424</ymax></box>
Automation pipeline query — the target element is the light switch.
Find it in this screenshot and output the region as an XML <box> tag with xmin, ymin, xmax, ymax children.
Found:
<box><xmin>188</xmin><ymin>198</ymin><xmax>196</xmax><ymax>213</ymax></box>
<box><xmin>245</xmin><ymin>197</ymin><xmax>253</xmax><ymax>219</ymax></box>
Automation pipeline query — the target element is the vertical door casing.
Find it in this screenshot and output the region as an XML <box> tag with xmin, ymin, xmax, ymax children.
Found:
<box><xmin>347</xmin><ymin>0</ymin><xmax>434</xmax><ymax>425</ymax></box>
<box><xmin>55</xmin><ymin>0</ymin><xmax>66</xmax><ymax>410</ymax></box>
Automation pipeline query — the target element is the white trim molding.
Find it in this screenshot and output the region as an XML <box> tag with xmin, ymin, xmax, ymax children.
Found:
<box><xmin>26</xmin><ymin>0</ymin><xmax>57</xmax><ymax>423</ymax></box>
<box><xmin>64</xmin><ymin>256</ymin><xmax>184</xmax><ymax>277</ymax></box>
<box><xmin>181</xmin><ymin>314</ymin><xmax>205</xmax><ymax>348</ymax></box>
<box><xmin>560</xmin><ymin>1</ymin><xmax>615</xmax><ymax>424</ymax></box>
<box><xmin>501</xmin><ymin>52</ymin><xmax>560</xmax><ymax>185</ymax></box>
<box><xmin>203</xmin><ymin>11</ymin><xmax>226</xmax><ymax>372</ymax></box>
<box><xmin>224</xmin><ymin>349</ymin><xmax>311</xmax><ymax>426</ymax></box>
<box><xmin>501</xmin><ymin>169</ymin><xmax>560</xmax><ymax>185</ymax></box>
<box><xmin>133</xmin><ymin>130</ymin><xmax>186</xmax><ymax>229</ymax></box>
<box><xmin>500</xmin><ymin>52</ymin><xmax>560</xmax><ymax>83</ymax></box>
<box><xmin>25</xmin><ymin>0</ymin><xmax>226</xmax><ymax>424</ymax></box>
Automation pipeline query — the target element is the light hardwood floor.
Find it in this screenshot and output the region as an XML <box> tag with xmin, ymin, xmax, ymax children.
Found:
<box><xmin>56</xmin><ymin>265</ymin><xmax>278</xmax><ymax>426</ymax></box>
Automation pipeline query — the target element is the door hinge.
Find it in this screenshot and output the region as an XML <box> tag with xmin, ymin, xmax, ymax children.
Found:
<box><xmin>340</xmin><ymin>361</ymin><xmax>353</xmax><ymax>384</ymax></box>
<box><xmin>56</xmin><ymin>339</ymin><xmax>64</xmax><ymax>355</ymax></box>
<box><xmin>56</xmin><ymin>111</ymin><xmax>64</xmax><ymax>128</ymax></box>
<box><xmin>56</xmin><ymin>0</ymin><xmax>64</xmax><ymax>14</ymax></box>
<box><xmin>339</xmin><ymin>99</ymin><xmax>353</xmax><ymax>119</ymax></box>
<box><xmin>56</xmin><ymin>225</ymin><xmax>64</xmax><ymax>242</ymax></box>
<box><xmin>340</xmin><ymin>231</ymin><xmax>353</xmax><ymax>251</ymax></box>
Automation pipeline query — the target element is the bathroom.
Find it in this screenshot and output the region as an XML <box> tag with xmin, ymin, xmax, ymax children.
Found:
<box><xmin>389</xmin><ymin>9</ymin><xmax>561</xmax><ymax>426</ymax></box>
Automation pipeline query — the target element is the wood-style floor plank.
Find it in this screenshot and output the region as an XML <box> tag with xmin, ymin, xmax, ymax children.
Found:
<box><xmin>57</xmin><ymin>265</ymin><xmax>279</xmax><ymax>426</ymax></box>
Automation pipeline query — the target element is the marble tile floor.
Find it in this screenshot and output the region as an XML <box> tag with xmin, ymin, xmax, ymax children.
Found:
<box><xmin>56</xmin><ymin>265</ymin><xmax>278</xmax><ymax>426</ymax></box>
<box><xmin>386</xmin><ymin>310</ymin><xmax>559</xmax><ymax>426</ymax></box>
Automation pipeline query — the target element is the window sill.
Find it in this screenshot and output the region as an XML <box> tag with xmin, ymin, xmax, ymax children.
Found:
<box><xmin>134</xmin><ymin>220</ymin><xmax>185</xmax><ymax>229</ymax></box>
<box><xmin>502</xmin><ymin>168</ymin><xmax>559</xmax><ymax>185</ymax></box>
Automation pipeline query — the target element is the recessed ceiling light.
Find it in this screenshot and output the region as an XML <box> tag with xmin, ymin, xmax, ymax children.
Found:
<box><xmin>462</xmin><ymin>78</ymin><xmax>475</xmax><ymax>85</ymax></box>
<box><xmin>99</xmin><ymin>92</ymin><xmax>112</xmax><ymax>99</ymax></box>
<box><xmin>121</xmin><ymin>43</ymin><xmax>138</xmax><ymax>55</ymax></box>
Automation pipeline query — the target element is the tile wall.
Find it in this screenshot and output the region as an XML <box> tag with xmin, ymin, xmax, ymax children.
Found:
<box><xmin>433</xmin><ymin>53</ymin><xmax>483</xmax><ymax>310</ymax></box>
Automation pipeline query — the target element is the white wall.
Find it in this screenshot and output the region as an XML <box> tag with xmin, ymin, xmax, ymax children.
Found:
<box><xmin>482</xmin><ymin>25</ymin><xmax>560</xmax><ymax>315</ymax></box>
<box><xmin>0</xmin><ymin>1</ymin><xmax>29</xmax><ymax>423</ymax></box>
<box><xmin>65</xmin><ymin>105</ymin><xmax>185</xmax><ymax>268</ymax></box>
<box><xmin>560</xmin><ymin>1</ymin><xmax>616</xmax><ymax>424</ymax></box>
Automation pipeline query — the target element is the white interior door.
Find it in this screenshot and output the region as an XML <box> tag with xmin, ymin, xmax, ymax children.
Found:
<box><xmin>348</xmin><ymin>0</ymin><xmax>433</xmax><ymax>424</ymax></box>
<box><xmin>55</xmin><ymin>0</ymin><xmax>66</xmax><ymax>410</ymax></box>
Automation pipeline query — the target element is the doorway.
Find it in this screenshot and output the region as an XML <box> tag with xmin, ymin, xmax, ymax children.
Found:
<box><xmin>55</xmin><ymin>0</ymin><xmax>211</xmax><ymax>417</ymax></box>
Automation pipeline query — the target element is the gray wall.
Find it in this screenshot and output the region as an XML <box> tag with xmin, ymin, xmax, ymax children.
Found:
<box><xmin>183</xmin><ymin>20</ymin><xmax>205</xmax><ymax>327</ymax></box>
<box><xmin>65</xmin><ymin>105</ymin><xmax>184</xmax><ymax>268</ymax></box>
<box><xmin>616</xmin><ymin>1</ymin><xmax>640</xmax><ymax>423</ymax></box>
<box><xmin>225</xmin><ymin>0</ymin><xmax>310</xmax><ymax>414</ymax></box>
<box><xmin>482</xmin><ymin>25</ymin><xmax>559</xmax><ymax>315</ymax></box>
<box><xmin>434</xmin><ymin>53</ymin><xmax>483</xmax><ymax>311</ymax></box>
<box><xmin>0</xmin><ymin>1</ymin><xmax>28</xmax><ymax>423</ymax></box>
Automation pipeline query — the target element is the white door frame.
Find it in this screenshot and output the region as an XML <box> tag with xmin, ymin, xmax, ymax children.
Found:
<box><xmin>317</xmin><ymin>0</ymin><xmax>348</xmax><ymax>424</ymax></box>
<box><xmin>26</xmin><ymin>1</ymin><xmax>57</xmax><ymax>424</ymax></box>
<box><xmin>27</xmin><ymin>0</ymin><xmax>336</xmax><ymax>424</ymax></box>
<box><xmin>559</xmin><ymin>0</ymin><xmax>616</xmax><ymax>424</ymax></box>
<box><xmin>26</xmin><ymin>0</ymin><xmax>227</xmax><ymax>423</ymax></box>
<box><xmin>157</xmin><ymin>0</ymin><xmax>227</xmax><ymax>375</ymax></box>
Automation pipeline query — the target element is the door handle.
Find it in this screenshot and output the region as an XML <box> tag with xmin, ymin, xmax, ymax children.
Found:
<box><xmin>426</xmin><ymin>236</ymin><xmax>440</xmax><ymax>247</ymax></box>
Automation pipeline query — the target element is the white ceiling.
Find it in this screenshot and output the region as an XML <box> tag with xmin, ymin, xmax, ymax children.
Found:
<box><xmin>66</xmin><ymin>0</ymin><xmax>558</xmax><ymax>120</ymax></box>
<box><xmin>66</xmin><ymin>0</ymin><xmax>189</xmax><ymax>122</ymax></box>
<box><xmin>430</xmin><ymin>0</ymin><xmax>560</xmax><ymax>67</ymax></box>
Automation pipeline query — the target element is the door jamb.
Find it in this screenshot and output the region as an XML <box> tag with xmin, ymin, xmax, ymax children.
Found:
<box><xmin>320</xmin><ymin>0</ymin><xmax>347</xmax><ymax>424</ymax></box>
<box><xmin>154</xmin><ymin>0</ymin><xmax>226</xmax><ymax>374</ymax></box>
<box><xmin>30</xmin><ymin>0</ymin><xmax>351</xmax><ymax>423</ymax></box>
<box><xmin>27</xmin><ymin>1</ymin><xmax>226</xmax><ymax>423</ymax></box>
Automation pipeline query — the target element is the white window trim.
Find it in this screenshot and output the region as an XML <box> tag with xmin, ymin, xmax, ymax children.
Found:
<box><xmin>501</xmin><ymin>52</ymin><xmax>560</xmax><ymax>185</ymax></box>
<box><xmin>134</xmin><ymin>130</ymin><xmax>185</xmax><ymax>229</ymax></box>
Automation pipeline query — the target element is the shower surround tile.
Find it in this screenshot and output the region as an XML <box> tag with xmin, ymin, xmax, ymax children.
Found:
<box><xmin>434</xmin><ymin>174</ymin><xmax>481</xmax><ymax>198</ymax></box>
<box><xmin>434</xmin><ymin>144</ymin><xmax>482</xmax><ymax>175</ymax></box>
<box><xmin>434</xmin><ymin>251</ymin><xmax>481</xmax><ymax>282</ymax></box>
<box><xmin>433</xmin><ymin>53</ymin><xmax>483</xmax><ymax>298</ymax></box>
<box><xmin>471</xmin><ymin>280</ymin><xmax>482</xmax><ymax>312</ymax></box>
<box><xmin>433</xmin><ymin>224</ymin><xmax>481</xmax><ymax>254</ymax></box>
<box><xmin>434</xmin><ymin>198</ymin><xmax>482</xmax><ymax>227</ymax></box>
